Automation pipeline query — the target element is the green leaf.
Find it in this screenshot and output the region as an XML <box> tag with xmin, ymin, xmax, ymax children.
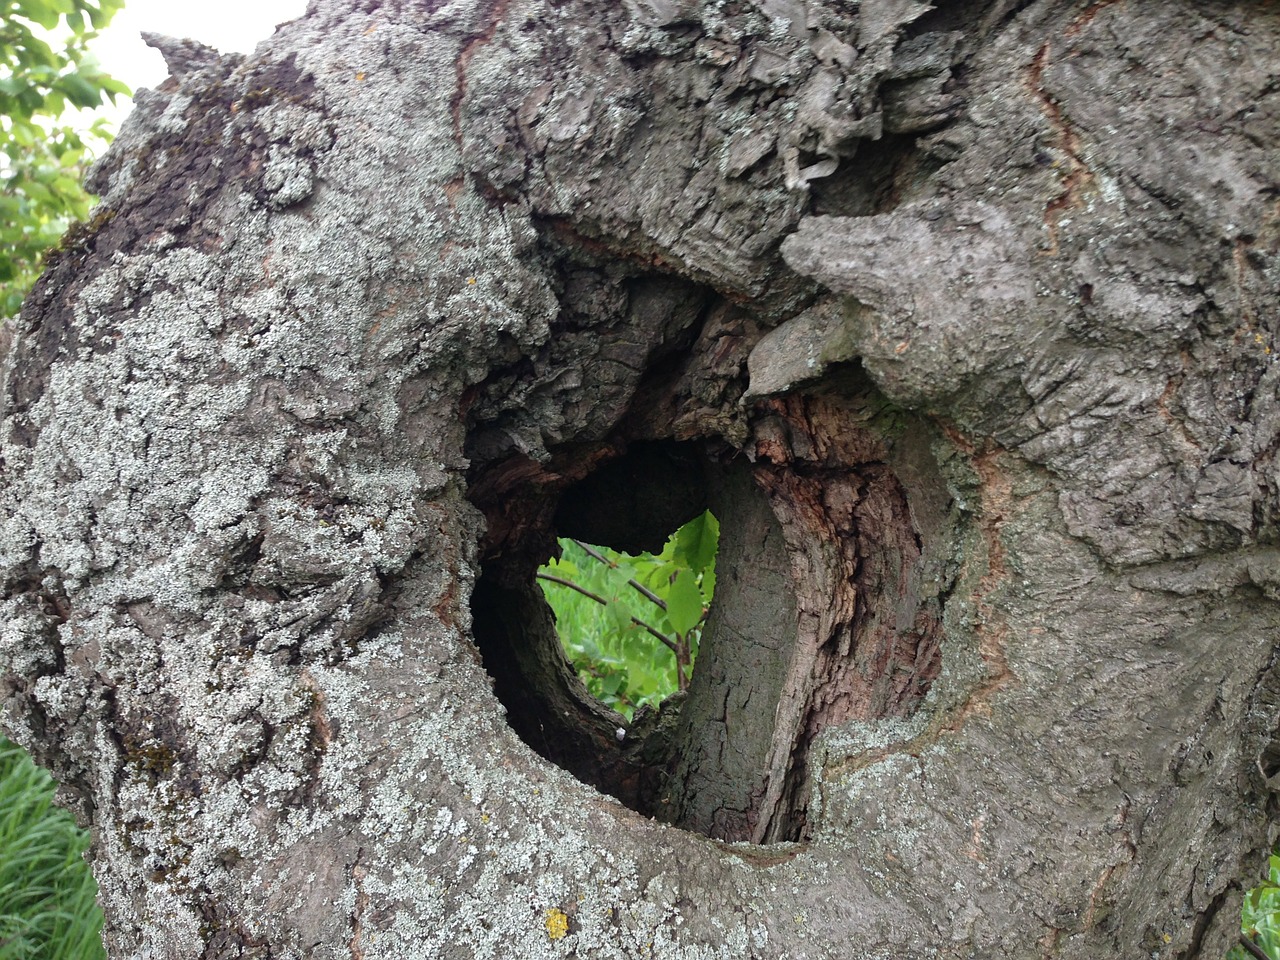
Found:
<box><xmin>674</xmin><ymin>511</ymin><xmax>720</xmax><ymax>574</ymax></box>
<box><xmin>23</xmin><ymin>0</ymin><xmax>62</xmax><ymax>30</ymax></box>
<box><xmin>56</xmin><ymin>71</ymin><xmax>102</xmax><ymax>108</ymax></box>
<box><xmin>21</xmin><ymin>180</ymin><xmax>55</xmax><ymax>205</ymax></box>
<box><xmin>701</xmin><ymin>565</ymin><xmax>716</xmax><ymax>603</ymax></box>
<box><xmin>605</xmin><ymin>598</ymin><xmax>632</xmax><ymax>637</ymax></box>
<box><xmin>666</xmin><ymin>571</ymin><xmax>704</xmax><ymax>636</ymax></box>
<box><xmin>643</xmin><ymin>560</ymin><xmax>676</xmax><ymax>592</ymax></box>
<box><xmin>99</xmin><ymin>75</ymin><xmax>130</xmax><ymax>98</ymax></box>
<box><xmin>87</xmin><ymin>0</ymin><xmax>125</xmax><ymax>30</ymax></box>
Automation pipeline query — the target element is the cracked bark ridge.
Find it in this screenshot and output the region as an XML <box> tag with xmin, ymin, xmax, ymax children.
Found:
<box><xmin>0</xmin><ymin>0</ymin><xmax>1277</xmax><ymax>958</ymax></box>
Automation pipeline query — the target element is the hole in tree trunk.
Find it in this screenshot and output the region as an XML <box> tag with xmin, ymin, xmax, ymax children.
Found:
<box><xmin>467</xmin><ymin>365</ymin><xmax>951</xmax><ymax>844</ymax></box>
<box><xmin>469</xmin><ymin>441</ymin><xmax>721</xmax><ymax>827</ymax></box>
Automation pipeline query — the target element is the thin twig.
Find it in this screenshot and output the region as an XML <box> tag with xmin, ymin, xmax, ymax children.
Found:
<box><xmin>1239</xmin><ymin>934</ymin><xmax>1272</xmax><ymax>960</ymax></box>
<box><xmin>570</xmin><ymin>539</ymin><xmax>668</xmax><ymax>611</ymax></box>
<box><xmin>536</xmin><ymin>572</ymin><xmax>678</xmax><ymax>655</ymax></box>
<box><xmin>536</xmin><ymin>572</ymin><xmax>607</xmax><ymax>606</ymax></box>
<box><xmin>633</xmin><ymin>618</ymin><xmax>679</xmax><ymax>656</ymax></box>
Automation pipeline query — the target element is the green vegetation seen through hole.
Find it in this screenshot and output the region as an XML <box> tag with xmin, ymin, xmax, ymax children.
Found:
<box><xmin>537</xmin><ymin>510</ymin><xmax>719</xmax><ymax>720</ymax></box>
<box><xmin>1230</xmin><ymin>852</ymin><xmax>1280</xmax><ymax>960</ymax></box>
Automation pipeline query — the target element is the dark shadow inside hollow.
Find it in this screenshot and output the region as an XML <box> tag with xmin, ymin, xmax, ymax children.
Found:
<box><xmin>553</xmin><ymin>441</ymin><xmax>708</xmax><ymax>555</ymax></box>
<box><xmin>470</xmin><ymin>574</ymin><xmax>631</xmax><ymax>791</ymax></box>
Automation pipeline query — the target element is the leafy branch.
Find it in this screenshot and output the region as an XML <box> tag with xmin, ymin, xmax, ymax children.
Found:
<box><xmin>567</xmin><ymin>539</ymin><xmax>669</xmax><ymax>611</ymax></box>
<box><xmin>1230</xmin><ymin>854</ymin><xmax>1280</xmax><ymax>960</ymax></box>
<box><xmin>534</xmin><ymin>570</ymin><xmax>680</xmax><ymax>656</ymax></box>
<box><xmin>537</xmin><ymin>511</ymin><xmax>719</xmax><ymax>716</ymax></box>
<box><xmin>1</xmin><ymin>0</ymin><xmax>130</xmax><ymax>318</ymax></box>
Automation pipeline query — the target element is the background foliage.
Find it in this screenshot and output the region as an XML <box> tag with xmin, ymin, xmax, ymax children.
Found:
<box><xmin>538</xmin><ymin>510</ymin><xmax>718</xmax><ymax>718</ymax></box>
<box><xmin>1</xmin><ymin>0</ymin><xmax>128</xmax><ymax>317</ymax></box>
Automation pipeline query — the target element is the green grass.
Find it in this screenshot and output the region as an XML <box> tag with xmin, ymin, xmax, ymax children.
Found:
<box><xmin>0</xmin><ymin>736</ymin><xmax>104</xmax><ymax>960</ymax></box>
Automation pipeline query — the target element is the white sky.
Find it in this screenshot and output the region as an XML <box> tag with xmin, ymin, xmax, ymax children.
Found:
<box><xmin>83</xmin><ymin>0</ymin><xmax>310</xmax><ymax>128</ymax></box>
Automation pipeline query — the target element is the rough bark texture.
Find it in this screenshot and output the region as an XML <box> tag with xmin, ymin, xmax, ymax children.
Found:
<box><xmin>2</xmin><ymin>0</ymin><xmax>1279</xmax><ymax>957</ymax></box>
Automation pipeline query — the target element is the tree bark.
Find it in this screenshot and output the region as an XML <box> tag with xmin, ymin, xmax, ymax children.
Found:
<box><xmin>2</xmin><ymin>1</ymin><xmax>1279</xmax><ymax>957</ymax></box>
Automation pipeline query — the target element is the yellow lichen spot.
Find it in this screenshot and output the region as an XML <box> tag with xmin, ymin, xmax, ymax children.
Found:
<box><xmin>356</xmin><ymin>71</ymin><xmax>366</xmax><ymax>81</ymax></box>
<box><xmin>466</xmin><ymin>276</ymin><xmax>478</xmax><ymax>285</ymax></box>
<box><xmin>480</xmin><ymin>813</ymin><xmax>490</xmax><ymax>823</ymax></box>
<box><xmin>544</xmin><ymin>908</ymin><xmax>570</xmax><ymax>941</ymax></box>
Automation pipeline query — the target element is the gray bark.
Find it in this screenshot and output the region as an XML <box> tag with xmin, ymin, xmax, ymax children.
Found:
<box><xmin>2</xmin><ymin>0</ymin><xmax>1279</xmax><ymax>957</ymax></box>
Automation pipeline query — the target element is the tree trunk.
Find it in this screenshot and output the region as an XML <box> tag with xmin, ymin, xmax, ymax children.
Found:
<box><xmin>2</xmin><ymin>0</ymin><xmax>1279</xmax><ymax>957</ymax></box>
